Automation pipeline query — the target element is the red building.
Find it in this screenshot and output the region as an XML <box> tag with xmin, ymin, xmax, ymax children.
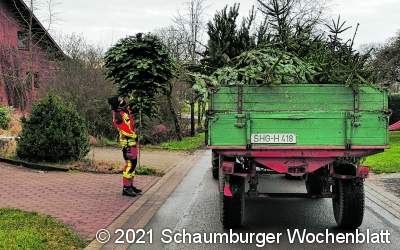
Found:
<box><xmin>0</xmin><ymin>0</ymin><xmax>62</xmax><ymax>109</ymax></box>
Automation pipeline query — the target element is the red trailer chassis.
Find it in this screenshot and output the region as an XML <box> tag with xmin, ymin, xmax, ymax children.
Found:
<box><xmin>209</xmin><ymin>145</ymin><xmax>388</xmax><ymax>229</ymax></box>
<box><xmin>210</xmin><ymin>145</ymin><xmax>385</xmax><ymax>178</ymax></box>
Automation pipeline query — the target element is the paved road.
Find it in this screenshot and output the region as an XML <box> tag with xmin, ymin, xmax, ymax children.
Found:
<box><xmin>130</xmin><ymin>151</ymin><xmax>400</xmax><ymax>250</ymax></box>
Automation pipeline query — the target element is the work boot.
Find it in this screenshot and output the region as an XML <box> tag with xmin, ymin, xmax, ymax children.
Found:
<box><xmin>122</xmin><ymin>186</ymin><xmax>137</xmax><ymax>197</ymax></box>
<box><xmin>132</xmin><ymin>186</ymin><xmax>142</xmax><ymax>194</ymax></box>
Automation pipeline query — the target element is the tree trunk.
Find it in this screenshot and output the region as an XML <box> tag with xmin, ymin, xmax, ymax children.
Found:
<box><xmin>197</xmin><ymin>100</ymin><xmax>201</xmax><ymax>129</ymax></box>
<box><xmin>27</xmin><ymin>0</ymin><xmax>34</xmax><ymax>110</ymax></box>
<box><xmin>190</xmin><ymin>102</ymin><xmax>195</xmax><ymax>136</ymax></box>
<box><xmin>167</xmin><ymin>92</ymin><xmax>182</xmax><ymax>141</ymax></box>
<box><xmin>201</xmin><ymin>101</ymin><xmax>206</xmax><ymax>129</ymax></box>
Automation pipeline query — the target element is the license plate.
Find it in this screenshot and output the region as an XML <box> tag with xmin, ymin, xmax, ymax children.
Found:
<box><xmin>251</xmin><ymin>134</ymin><xmax>297</xmax><ymax>144</ymax></box>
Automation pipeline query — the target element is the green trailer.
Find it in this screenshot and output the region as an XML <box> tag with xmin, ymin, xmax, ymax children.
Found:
<box><xmin>207</xmin><ymin>84</ymin><xmax>389</xmax><ymax>229</ymax></box>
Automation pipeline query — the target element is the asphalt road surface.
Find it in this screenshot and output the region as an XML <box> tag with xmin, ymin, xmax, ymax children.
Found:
<box><xmin>130</xmin><ymin>151</ymin><xmax>400</xmax><ymax>250</ymax></box>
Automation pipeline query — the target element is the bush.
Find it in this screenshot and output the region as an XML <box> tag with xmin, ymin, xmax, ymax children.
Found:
<box><xmin>0</xmin><ymin>105</ymin><xmax>11</xmax><ymax>130</ymax></box>
<box><xmin>141</xmin><ymin>122</ymin><xmax>177</xmax><ymax>145</ymax></box>
<box><xmin>17</xmin><ymin>95</ymin><xmax>90</xmax><ymax>162</ymax></box>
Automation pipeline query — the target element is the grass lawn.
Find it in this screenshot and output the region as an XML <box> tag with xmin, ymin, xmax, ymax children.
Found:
<box><xmin>135</xmin><ymin>165</ymin><xmax>164</xmax><ymax>176</ymax></box>
<box><xmin>364</xmin><ymin>131</ymin><xmax>400</xmax><ymax>173</ymax></box>
<box><xmin>153</xmin><ymin>133</ymin><xmax>205</xmax><ymax>151</ymax></box>
<box><xmin>96</xmin><ymin>133</ymin><xmax>206</xmax><ymax>152</ymax></box>
<box><xmin>0</xmin><ymin>208</ymin><xmax>86</xmax><ymax>250</ymax></box>
<box><xmin>95</xmin><ymin>137</ymin><xmax>119</xmax><ymax>148</ymax></box>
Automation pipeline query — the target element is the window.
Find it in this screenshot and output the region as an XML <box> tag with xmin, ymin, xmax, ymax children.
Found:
<box><xmin>25</xmin><ymin>72</ymin><xmax>40</xmax><ymax>88</ymax></box>
<box><xmin>17</xmin><ymin>31</ymin><xmax>28</xmax><ymax>49</ymax></box>
<box><xmin>33</xmin><ymin>72</ymin><xmax>40</xmax><ymax>88</ymax></box>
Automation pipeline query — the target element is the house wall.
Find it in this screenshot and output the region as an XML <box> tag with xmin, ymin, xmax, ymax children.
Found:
<box><xmin>0</xmin><ymin>0</ymin><xmax>55</xmax><ymax>109</ymax></box>
<box><xmin>0</xmin><ymin>1</ymin><xmax>19</xmax><ymax>46</ymax></box>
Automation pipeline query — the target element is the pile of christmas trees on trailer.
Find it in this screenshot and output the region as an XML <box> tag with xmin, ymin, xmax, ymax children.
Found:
<box><xmin>192</xmin><ymin>10</ymin><xmax>379</xmax><ymax>95</ymax></box>
<box><xmin>193</xmin><ymin>45</ymin><xmax>377</xmax><ymax>95</ymax></box>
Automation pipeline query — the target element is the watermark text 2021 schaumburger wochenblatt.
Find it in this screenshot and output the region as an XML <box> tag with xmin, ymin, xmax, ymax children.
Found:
<box><xmin>96</xmin><ymin>228</ymin><xmax>391</xmax><ymax>247</ymax></box>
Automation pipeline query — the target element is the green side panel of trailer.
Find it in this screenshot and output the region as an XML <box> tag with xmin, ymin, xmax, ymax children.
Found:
<box><xmin>207</xmin><ymin>84</ymin><xmax>389</xmax><ymax>147</ymax></box>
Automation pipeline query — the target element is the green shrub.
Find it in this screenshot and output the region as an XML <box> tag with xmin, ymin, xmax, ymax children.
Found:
<box><xmin>0</xmin><ymin>105</ymin><xmax>11</xmax><ymax>129</ymax></box>
<box><xmin>17</xmin><ymin>95</ymin><xmax>90</xmax><ymax>162</ymax></box>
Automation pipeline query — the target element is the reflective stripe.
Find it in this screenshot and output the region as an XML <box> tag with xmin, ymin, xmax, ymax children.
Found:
<box><xmin>119</xmin><ymin>137</ymin><xmax>136</xmax><ymax>147</ymax></box>
<box><xmin>123</xmin><ymin>171</ymin><xmax>135</xmax><ymax>179</ymax></box>
<box><xmin>114</xmin><ymin>110</ymin><xmax>137</xmax><ymax>146</ymax></box>
<box><xmin>123</xmin><ymin>161</ymin><xmax>136</xmax><ymax>179</ymax></box>
<box><xmin>119</xmin><ymin>132</ymin><xmax>137</xmax><ymax>140</ymax></box>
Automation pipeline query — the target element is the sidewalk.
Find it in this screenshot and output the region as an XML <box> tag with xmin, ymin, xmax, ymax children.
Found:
<box><xmin>88</xmin><ymin>147</ymin><xmax>189</xmax><ymax>173</ymax></box>
<box><xmin>0</xmin><ymin>163</ymin><xmax>159</xmax><ymax>239</ymax></box>
<box><xmin>366</xmin><ymin>174</ymin><xmax>400</xmax><ymax>220</ymax></box>
<box><xmin>368</xmin><ymin>173</ymin><xmax>400</xmax><ymax>200</ymax></box>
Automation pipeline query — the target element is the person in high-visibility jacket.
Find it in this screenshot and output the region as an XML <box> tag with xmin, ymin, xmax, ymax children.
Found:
<box><xmin>108</xmin><ymin>96</ymin><xmax>142</xmax><ymax>197</ymax></box>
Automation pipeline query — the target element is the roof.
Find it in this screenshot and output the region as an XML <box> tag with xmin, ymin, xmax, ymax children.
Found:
<box><xmin>1</xmin><ymin>0</ymin><xmax>63</xmax><ymax>55</ymax></box>
<box><xmin>390</xmin><ymin>120</ymin><xmax>400</xmax><ymax>131</ymax></box>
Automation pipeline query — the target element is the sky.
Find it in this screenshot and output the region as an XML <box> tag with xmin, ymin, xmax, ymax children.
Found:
<box><xmin>33</xmin><ymin>0</ymin><xmax>400</xmax><ymax>50</ymax></box>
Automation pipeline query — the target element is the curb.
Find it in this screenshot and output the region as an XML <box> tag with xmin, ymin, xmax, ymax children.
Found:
<box><xmin>0</xmin><ymin>157</ymin><xmax>69</xmax><ymax>172</ymax></box>
<box><xmin>85</xmin><ymin>150</ymin><xmax>205</xmax><ymax>250</ymax></box>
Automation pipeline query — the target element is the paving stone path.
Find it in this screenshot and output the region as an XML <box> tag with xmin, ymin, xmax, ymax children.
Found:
<box><xmin>0</xmin><ymin>163</ymin><xmax>159</xmax><ymax>238</ymax></box>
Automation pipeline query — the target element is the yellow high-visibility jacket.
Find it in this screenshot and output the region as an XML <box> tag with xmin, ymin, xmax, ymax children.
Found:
<box><xmin>112</xmin><ymin>109</ymin><xmax>137</xmax><ymax>147</ymax></box>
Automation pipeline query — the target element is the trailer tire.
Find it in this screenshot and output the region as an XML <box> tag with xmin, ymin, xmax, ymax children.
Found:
<box><xmin>305</xmin><ymin>173</ymin><xmax>323</xmax><ymax>196</ymax></box>
<box><xmin>212</xmin><ymin>167</ymin><xmax>219</xmax><ymax>180</ymax></box>
<box><xmin>220</xmin><ymin>175</ymin><xmax>245</xmax><ymax>229</ymax></box>
<box><xmin>212</xmin><ymin>151</ymin><xmax>219</xmax><ymax>180</ymax></box>
<box><xmin>332</xmin><ymin>179</ymin><xmax>364</xmax><ymax>229</ymax></box>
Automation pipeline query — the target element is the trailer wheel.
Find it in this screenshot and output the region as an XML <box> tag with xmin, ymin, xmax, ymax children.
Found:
<box><xmin>305</xmin><ymin>173</ymin><xmax>323</xmax><ymax>196</ymax></box>
<box><xmin>332</xmin><ymin>179</ymin><xmax>364</xmax><ymax>229</ymax></box>
<box><xmin>212</xmin><ymin>151</ymin><xmax>219</xmax><ymax>180</ymax></box>
<box><xmin>219</xmin><ymin>175</ymin><xmax>245</xmax><ymax>229</ymax></box>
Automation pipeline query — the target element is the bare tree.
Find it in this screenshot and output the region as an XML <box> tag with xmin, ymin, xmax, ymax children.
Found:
<box><xmin>0</xmin><ymin>45</ymin><xmax>28</xmax><ymax>108</ymax></box>
<box><xmin>7</xmin><ymin>0</ymin><xmax>59</xmax><ymax>109</ymax></box>
<box><xmin>371</xmin><ymin>33</ymin><xmax>400</xmax><ymax>92</ymax></box>
<box><xmin>156</xmin><ymin>25</ymin><xmax>190</xmax><ymax>62</ymax></box>
<box><xmin>173</xmin><ymin>0</ymin><xmax>207</xmax><ymax>136</ymax></box>
<box><xmin>155</xmin><ymin>26</ymin><xmax>196</xmax><ymax>140</ymax></box>
<box><xmin>46</xmin><ymin>34</ymin><xmax>117</xmax><ymax>138</ymax></box>
<box><xmin>173</xmin><ymin>0</ymin><xmax>206</xmax><ymax>64</ymax></box>
<box><xmin>257</xmin><ymin>0</ymin><xmax>328</xmax><ymax>43</ymax></box>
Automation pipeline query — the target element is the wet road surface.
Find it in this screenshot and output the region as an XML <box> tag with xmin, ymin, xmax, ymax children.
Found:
<box><xmin>130</xmin><ymin>151</ymin><xmax>400</xmax><ymax>250</ymax></box>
